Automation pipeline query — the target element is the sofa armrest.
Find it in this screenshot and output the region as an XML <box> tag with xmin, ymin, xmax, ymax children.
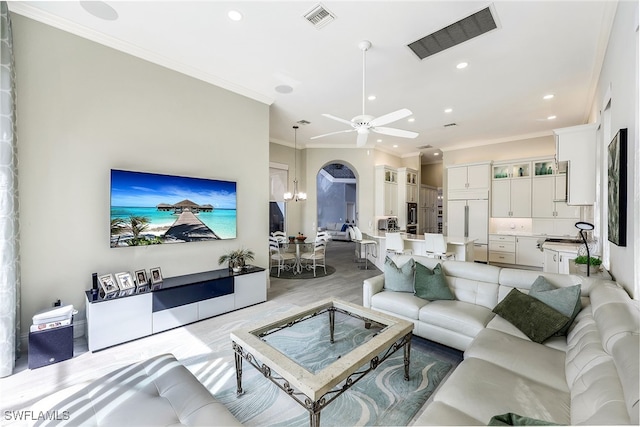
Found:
<box><xmin>363</xmin><ymin>274</ymin><xmax>384</xmax><ymax>308</ymax></box>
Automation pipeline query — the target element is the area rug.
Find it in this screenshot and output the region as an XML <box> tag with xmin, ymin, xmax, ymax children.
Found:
<box><xmin>270</xmin><ymin>264</ymin><xmax>336</xmax><ymax>279</ymax></box>
<box><xmin>207</xmin><ymin>309</ymin><xmax>456</xmax><ymax>426</ymax></box>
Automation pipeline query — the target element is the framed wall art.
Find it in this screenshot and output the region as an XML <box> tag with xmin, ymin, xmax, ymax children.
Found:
<box><xmin>607</xmin><ymin>128</ymin><xmax>627</xmax><ymax>247</ymax></box>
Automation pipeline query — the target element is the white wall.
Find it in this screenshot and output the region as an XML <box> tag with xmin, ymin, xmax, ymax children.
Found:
<box><xmin>589</xmin><ymin>0</ymin><xmax>638</xmax><ymax>298</ymax></box>
<box><xmin>13</xmin><ymin>16</ymin><xmax>269</xmax><ymax>332</ymax></box>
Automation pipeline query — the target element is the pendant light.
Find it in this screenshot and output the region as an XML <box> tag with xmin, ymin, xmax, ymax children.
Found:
<box><xmin>284</xmin><ymin>125</ymin><xmax>306</xmax><ymax>202</ymax></box>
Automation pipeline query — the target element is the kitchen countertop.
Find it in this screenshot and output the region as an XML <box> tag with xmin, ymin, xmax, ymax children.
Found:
<box><xmin>367</xmin><ymin>231</ymin><xmax>476</xmax><ymax>245</ymax></box>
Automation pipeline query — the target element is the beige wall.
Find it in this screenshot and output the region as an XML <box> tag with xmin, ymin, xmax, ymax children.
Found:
<box><xmin>589</xmin><ymin>0</ymin><xmax>638</xmax><ymax>298</ymax></box>
<box><xmin>14</xmin><ymin>15</ymin><xmax>269</xmax><ymax>332</ymax></box>
<box><xmin>443</xmin><ymin>135</ymin><xmax>556</xmax><ymax>166</ymax></box>
<box><xmin>421</xmin><ymin>163</ymin><xmax>443</xmax><ymax>187</ymax></box>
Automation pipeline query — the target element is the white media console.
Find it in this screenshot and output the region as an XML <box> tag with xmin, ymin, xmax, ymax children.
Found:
<box><xmin>85</xmin><ymin>266</ymin><xmax>267</xmax><ymax>351</ymax></box>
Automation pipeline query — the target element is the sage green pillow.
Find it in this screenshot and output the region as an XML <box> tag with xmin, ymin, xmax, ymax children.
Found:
<box><xmin>488</xmin><ymin>412</ymin><xmax>560</xmax><ymax>426</ymax></box>
<box><xmin>492</xmin><ymin>288</ymin><xmax>570</xmax><ymax>343</ymax></box>
<box><xmin>529</xmin><ymin>276</ymin><xmax>582</xmax><ymax>336</ymax></box>
<box><xmin>383</xmin><ymin>257</ymin><xmax>415</xmax><ymax>293</ymax></box>
<box><xmin>414</xmin><ymin>263</ymin><xmax>454</xmax><ymax>300</ymax></box>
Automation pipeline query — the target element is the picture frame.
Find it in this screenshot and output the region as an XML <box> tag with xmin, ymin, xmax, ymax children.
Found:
<box><xmin>150</xmin><ymin>267</ymin><xmax>163</xmax><ymax>284</ymax></box>
<box><xmin>97</xmin><ymin>273</ymin><xmax>119</xmax><ymax>298</ymax></box>
<box><xmin>607</xmin><ymin>128</ymin><xmax>627</xmax><ymax>247</ymax></box>
<box><xmin>115</xmin><ymin>271</ymin><xmax>136</xmax><ymax>296</ymax></box>
<box><xmin>134</xmin><ymin>269</ymin><xmax>148</xmax><ymax>287</ymax></box>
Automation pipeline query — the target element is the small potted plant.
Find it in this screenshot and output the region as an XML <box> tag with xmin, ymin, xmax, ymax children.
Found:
<box><xmin>574</xmin><ymin>255</ymin><xmax>601</xmax><ymax>274</ymax></box>
<box><xmin>218</xmin><ymin>248</ymin><xmax>255</xmax><ymax>273</ymax></box>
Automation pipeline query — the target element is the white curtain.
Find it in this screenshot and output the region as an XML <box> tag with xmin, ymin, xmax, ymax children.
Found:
<box><xmin>0</xmin><ymin>1</ymin><xmax>21</xmax><ymax>377</ymax></box>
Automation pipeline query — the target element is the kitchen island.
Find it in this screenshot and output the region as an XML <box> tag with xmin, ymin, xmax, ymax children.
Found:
<box><xmin>364</xmin><ymin>231</ymin><xmax>477</xmax><ymax>270</ymax></box>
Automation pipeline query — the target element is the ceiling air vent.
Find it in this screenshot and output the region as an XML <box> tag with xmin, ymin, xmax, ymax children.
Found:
<box><xmin>303</xmin><ymin>3</ymin><xmax>336</xmax><ymax>29</ymax></box>
<box><xmin>444</xmin><ymin>123</ymin><xmax>457</xmax><ymax>128</ymax></box>
<box><xmin>417</xmin><ymin>144</ymin><xmax>433</xmax><ymax>149</ymax></box>
<box><xmin>297</xmin><ymin>119</ymin><xmax>311</xmax><ymax>125</ymax></box>
<box><xmin>408</xmin><ymin>6</ymin><xmax>498</xmax><ymax>60</ymax></box>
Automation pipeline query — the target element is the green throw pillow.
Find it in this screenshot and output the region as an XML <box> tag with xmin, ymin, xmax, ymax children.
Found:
<box><xmin>529</xmin><ymin>276</ymin><xmax>582</xmax><ymax>336</ymax></box>
<box><xmin>488</xmin><ymin>412</ymin><xmax>561</xmax><ymax>425</ymax></box>
<box><xmin>383</xmin><ymin>257</ymin><xmax>415</xmax><ymax>293</ymax></box>
<box><xmin>492</xmin><ymin>288</ymin><xmax>570</xmax><ymax>343</ymax></box>
<box><xmin>414</xmin><ymin>263</ymin><xmax>454</xmax><ymax>300</ymax></box>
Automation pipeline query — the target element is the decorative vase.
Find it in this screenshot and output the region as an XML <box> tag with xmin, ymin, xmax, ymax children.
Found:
<box><xmin>232</xmin><ymin>266</ymin><xmax>242</xmax><ymax>273</ymax></box>
<box><xmin>577</xmin><ymin>264</ymin><xmax>597</xmax><ymax>274</ymax></box>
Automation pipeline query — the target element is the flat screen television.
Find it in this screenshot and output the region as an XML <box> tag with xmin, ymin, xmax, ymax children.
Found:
<box><xmin>110</xmin><ymin>169</ymin><xmax>236</xmax><ymax>247</ymax></box>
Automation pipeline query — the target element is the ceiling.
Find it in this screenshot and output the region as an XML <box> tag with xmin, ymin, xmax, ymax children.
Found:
<box><xmin>9</xmin><ymin>1</ymin><xmax>616</xmax><ymax>163</ymax></box>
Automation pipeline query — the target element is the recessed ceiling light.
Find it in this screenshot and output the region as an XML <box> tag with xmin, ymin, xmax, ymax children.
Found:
<box><xmin>368</xmin><ymin>95</ymin><xmax>376</xmax><ymax>101</ymax></box>
<box><xmin>228</xmin><ymin>10</ymin><xmax>243</xmax><ymax>21</ymax></box>
<box><xmin>275</xmin><ymin>85</ymin><xmax>293</xmax><ymax>94</ymax></box>
<box><xmin>408</xmin><ymin>118</ymin><xmax>415</xmax><ymax>122</ymax></box>
<box><xmin>392</xmin><ymin>144</ymin><xmax>398</xmax><ymax>148</ymax></box>
<box><xmin>543</xmin><ymin>94</ymin><xmax>555</xmax><ymax>100</ymax></box>
<box><xmin>547</xmin><ymin>115</ymin><xmax>557</xmax><ymax>120</ymax></box>
<box><xmin>444</xmin><ymin>108</ymin><xmax>453</xmax><ymax>113</ymax></box>
<box><xmin>456</xmin><ymin>62</ymin><xmax>468</xmax><ymax>69</ymax></box>
<box><xmin>433</xmin><ymin>152</ymin><xmax>440</xmax><ymax>156</ymax></box>
<box><xmin>80</xmin><ymin>1</ymin><xmax>119</xmax><ymax>20</ymax></box>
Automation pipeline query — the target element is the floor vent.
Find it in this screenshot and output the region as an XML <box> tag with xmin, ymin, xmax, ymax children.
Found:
<box><xmin>303</xmin><ymin>4</ymin><xmax>336</xmax><ymax>29</ymax></box>
<box><xmin>408</xmin><ymin>6</ymin><xmax>498</xmax><ymax>60</ymax></box>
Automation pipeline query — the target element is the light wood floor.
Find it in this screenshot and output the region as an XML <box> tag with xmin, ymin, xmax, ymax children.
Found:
<box><xmin>1</xmin><ymin>241</ymin><xmax>384</xmax><ymax>413</ymax></box>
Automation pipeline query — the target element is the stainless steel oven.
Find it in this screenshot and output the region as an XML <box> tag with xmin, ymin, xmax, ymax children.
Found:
<box><xmin>407</xmin><ymin>203</ymin><xmax>417</xmax><ymax>226</ymax></box>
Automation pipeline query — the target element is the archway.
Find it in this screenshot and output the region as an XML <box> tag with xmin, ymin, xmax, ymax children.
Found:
<box><xmin>316</xmin><ymin>162</ymin><xmax>357</xmax><ymax>241</ymax></box>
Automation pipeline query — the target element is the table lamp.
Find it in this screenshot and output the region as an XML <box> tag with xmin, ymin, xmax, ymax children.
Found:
<box><xmin>575</xmin><ymin>221</ymin><xmax>595</xmax><ymax>276</ymax></box>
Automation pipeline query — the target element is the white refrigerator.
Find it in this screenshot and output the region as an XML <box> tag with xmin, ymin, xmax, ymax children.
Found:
<box><xmin>447</xmin><ymin>199</ymin><xmax>489</xmax><ymax>262</ymax></box>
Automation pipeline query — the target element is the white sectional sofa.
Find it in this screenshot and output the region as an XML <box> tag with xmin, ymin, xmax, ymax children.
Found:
<box><xmin>29</xmin><ymin>354</ymin><xmax>241</xmax><ymax>426</ymax></box>
<box><xmin>363</xmin><ymin>255</ymin><xmax>639</xmax><ymax>425</ymax></box>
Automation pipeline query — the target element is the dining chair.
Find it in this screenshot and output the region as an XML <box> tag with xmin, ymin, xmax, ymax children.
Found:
<box><xmin>269</xmin><ymin>235</ymin><xmax>296</xmax><ymax>276</ymax></box>
<box><xmin>271</xmin><ymin>231</ymin><xmax>288</xmax><ymax>244</ymax></box>
<box><xmin>300</xmin><ymin>238</ymin><xmax>327</xmax><ymax>277</ymax></box>
<box><xmin>386</xmin><ymin>232</ymin><xmax>412</xmax><ymax>256</ymax></box>
<box><xmin>424</xmin><ymin>233</ymin><xmax>455</xmax><ymax>260</ymax></box>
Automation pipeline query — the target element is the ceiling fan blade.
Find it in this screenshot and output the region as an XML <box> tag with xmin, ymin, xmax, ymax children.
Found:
<box><xmin>372</xmin><ymin>126</ymin><xmax>419</xmax><ymax>139</ymax></box>
<box><xmin>356</xmin><ymin>131</ymin><xmax>369</xmax><ymax>147</ymax></box>
<box><xmin>368</xmin><ymin>108</ymin><xmax>413</xmax><ymax>127</ymax></box>
<box><xmin>310</xmin><ymin>129</ymin><xmax>355</xmax><ymax>140</ymax></box>
<box><xmin>322</xmin><ymin>113</ymin><xmax>355</xmax><ymax>127</ymax></box>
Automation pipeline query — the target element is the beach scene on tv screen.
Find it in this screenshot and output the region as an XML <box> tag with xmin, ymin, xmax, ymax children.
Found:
<box><xmin>110</xmin><ymin>169</ymin><xmax>237</xmax><ymax>247</ymax></box>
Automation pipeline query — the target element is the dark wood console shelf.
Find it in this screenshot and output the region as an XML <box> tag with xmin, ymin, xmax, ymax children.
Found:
<box><xmin>85</xmin><ymin>266</ymin><xmax>266</xmax><ymax>351</ymax></box>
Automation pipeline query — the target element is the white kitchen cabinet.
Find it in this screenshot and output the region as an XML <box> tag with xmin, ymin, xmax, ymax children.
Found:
<box><xmin>375</xmin><ymin>165</ymin><xmax>399</xmax><ymax>216</ymax></box>
<box><xmin>554</xmin><ymin>123</ymin><xmax>597</xmax><ymax>205</ymax></box>
<box><xmin>491</xmin><ymin>177</ymin><xmax>531</xmax><ymax>218</ymax></box>
<box><xmin>447</xmin><ymin>163</ymin><xmax>491</xmax><ymax>199</ymax></box>
<box><xmin>543</xmin><ymin>248</ymin><xmax>574</xmax><ymax>274</ymax></box>
<box><xmin>532</xmin><ymin>175</ymin><xmax>580</xmax><ymax>219</ymax></box>
<box><xmin>516</xmin><ymin>236</ymin><xmax>544</xmax><ymax>267</ymax></box>
<box><xmin>488</xmin><ymin>234</ymin><xmax>516</xmax><ymax>264</ymax></box>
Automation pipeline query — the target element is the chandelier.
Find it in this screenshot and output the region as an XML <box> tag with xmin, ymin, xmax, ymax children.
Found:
<box><xmin>284</xmin><ymin>125</ymin><xmax>306</xmax><ymax>202</ymax></box>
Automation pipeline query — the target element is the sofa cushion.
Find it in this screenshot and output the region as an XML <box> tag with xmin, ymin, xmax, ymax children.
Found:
<box><xmin>465</xmin><ymin>329</ymin><xmax>568</xmax><ymax>392</ymax></box>
<box><xmin>414</xmin><ymin>263</ymin><xmax>455</xmax><ymax>301</ymax></box>
<box><xmin>485</xmin><ymin>315</ymin><xmax>567</xmax><ymax>351</ymax></box>
<box><xmin>419</xmin><ymin>300</ymin><xmax>495</xmax><ymax>338</ymax></box>
<box><xmin>429</xmin><ymin>357</ymin><xmax>570</xmax><ymax>425</ymax></box>
<box><xmin>371</xmin><ymin>290</ymin><xmax>428</xmax><ymax>320</ymax></box>
<box><xmin>383</xmin><ymin>256</ymin><xmax>415</xmax><ymax>292</ymax></box>
<box><xmin>529</xmin><ymin>276</ymin><xmax>581</xmax><ymax>336</ymax></box>
<box><xmin>492</xmin><ymin>288</ymin><xmax>570</xmax><ymax>343</ymax></box>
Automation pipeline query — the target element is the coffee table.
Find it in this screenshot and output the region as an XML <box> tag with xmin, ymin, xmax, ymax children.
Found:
<box><xmin>230</xmin><ymin>299</ymin><xmax>413</xmax><ymax>427</ymax></box>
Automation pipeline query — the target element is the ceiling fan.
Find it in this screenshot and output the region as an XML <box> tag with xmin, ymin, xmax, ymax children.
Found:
<box><xmin>311</xmin><ymin>40</ymin><xmax>419</xmax><ymax>147</ymax></box>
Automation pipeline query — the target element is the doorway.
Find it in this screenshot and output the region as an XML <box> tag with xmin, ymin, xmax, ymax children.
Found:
<box><xmin>316</xmin><ymin>163</ymin><xmax>357</xmax><ymax>230</ymax></box>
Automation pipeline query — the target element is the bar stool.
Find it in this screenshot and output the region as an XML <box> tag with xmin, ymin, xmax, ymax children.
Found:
<box><xmin>351</xmin><ymin>226</ymin><xmax>377</xmax><ymax>270</ymax></box>
<box><xmin>386</xmin><ymin>232</ymin><xmax>412</xmax><ymax>256</ymax></box>
<box><xmin>424</xmin><ymin>233</ymin><xmax>455</xmax><ymax>260</ymax></box>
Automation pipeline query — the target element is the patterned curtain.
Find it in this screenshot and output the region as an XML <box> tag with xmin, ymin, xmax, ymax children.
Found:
<box><xmin>0</xmin><ymin>1</ymin><xmax>21</xmax><ymax>378</ymax></box>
